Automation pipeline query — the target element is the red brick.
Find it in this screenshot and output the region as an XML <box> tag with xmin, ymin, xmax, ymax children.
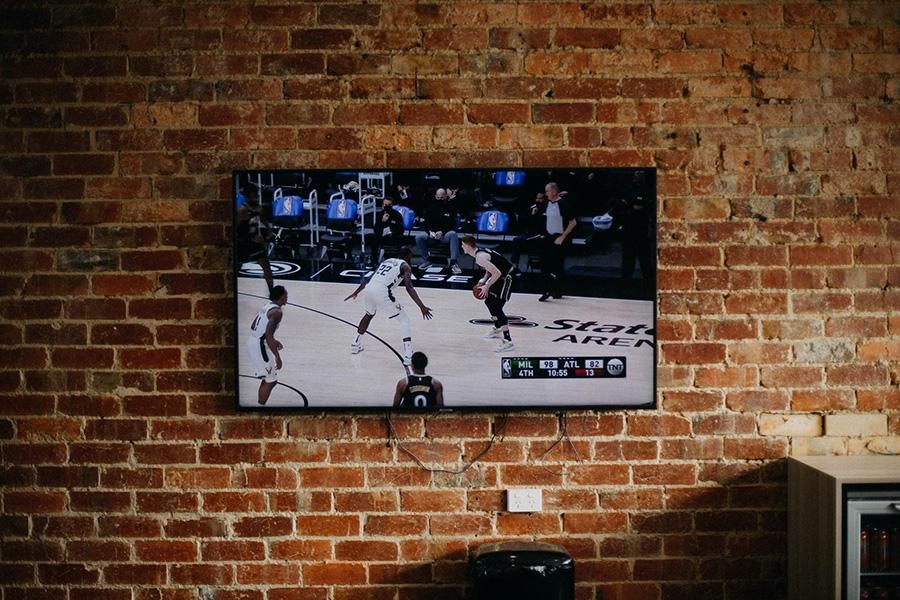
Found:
<box><xmin>0</xmin><ymin>348</ymin><xmax>47</xmax><ymax>369</ymax></box>
<box><xmin>135</xmin><ymin>540</ymin><xmax>197</xmax><ymax>562</ymax></box>
<box><xmin>724</xmin><ymin>438</ymin><xmax>788</xmax><ymax>460</ymax></box>
<box><xmin>726</xmin><ymin>292</ymin><xmax>788</xmax><ymax>314</ymax></box>
<box><xmin>827</xmin><ymin>364</ymin><xmax>890</xmax><ymax>386</ymax></box>
<box><xmin>364</xmin><ymin>515</ymin><xmax>426</xmax><ymax>536</ymax></box>
<box><xmin>171</xmin><ymin>564</ymin><xmax>233</xmax><ymax>585</ymax></box>
<box><xmin>199</xmin><ymin>443</ymin><xmax>262</xmax><ymax>465</ymax></box>
<box><xmin>567</xmin><ymin>464</ymin><xmax>631</xmax><ymax>486</ymax></box>
<box><xmin>790</xmin><ymin>245</ymin><xmax>854</xmax><ymax>266</ymax></box>
<box><xmin>421</xmin><ymin>26</ymin><xmax>487</xmax><ymax>50</ymax></box>
<box><xmin>120</xmin><ymin>250</ymin><xmax>185</xmax><ymax>271</ymax></box>
<box><xmin>554</xmin><ymin>28</ymin><xmax>619</xmax><ymax>49</ymax></box>
<box><xmin>97</xmin><ymin>516</ymin><xmax>161</xmax><ymax>538</ymax></box>
<box><xmin>50</xmin><ymin>348</ymin><xmax>113</xmax><ymax>369</ymax></box>
<box><xmin>429</xmin><ymin>514</ymin><xmax>492</xmax><ymax>537</ymax></box>
<box><xmin>103</xmin><ymin>564</ymin><xmax>166</xmax><ymax>585</ymax></box>
<box><xmin>36</xmin><ymin>466</ymin><xmax>99</xmax><ymax>488</ymax></box>
<box><xmin>4</xmin><ymin>491</ymin><xmax>66</xmax><ymax>513</ymax></box>
<box><xmin>89</xmin><ymin>324</ymin><xmax>153</xmax><ymax>346</ymax></box>
<box><xmin>233</xmin><ymin>516</ymin><xmax>294</xmax><ymax>537</ymax></box>
<box><xmin>132</xmin><ymin>442</ymin><xmax>195</xmax><ymax>464</ymax></box>
<box><xmin>634</xmin><ymin>558</ymin><xmax>697</xmax><ymax>580</ymax></box>
<box><xmin>398</xmin><ymin>490</ymin><xmax>466</xmax><ymax>513</ymax></box>
<box><xmin>52</xmin><ymin>154</ymin><xmax>116</xmax><ymax>176</ymax></box>
<box><xmin>149</xmin><ymin>419</ymin><xmax>215</xmax><ymax>441</ymax></box>
<box><xmin>67</xmin><ymin>540</ymin><xmax>130</xmax><ymax>562</ymax></box>
<box><xmin>300</xmin><ymin>467</ymin><xmax>363</xmax><ymax>487</ymax></box>
<box><xmin>2</xmin><ymin>442</ymin><xmax>67</xmax><ymax>465</ymax></box>
<box><xmin>120</xmin><ymin>396</ymin><xmax>186</xmax><ymax>419</ymax></box>
<box><xmin>564</xmin><ymin>512</ymin><xmax>628</xmax><ymax>534</ymax></box>
<box><xmin>0</xmin><ymin>564</ymin><xmax>35</xmax><ymax>584</ymax></box>
<box><xmin>100</xmin><ymin>467</ymin><xmax>163</xmax><ymax>488</ymax></box>
<box><xmin>418</xmin><ymin>78</ymin><xmax>484</xmax><ymax>102</ymax></box>
<box><xmin>303</xmin><ymin>563</ymin><xmax>367</xmax><ymax>585</ymax></box>
<box><xmin>236</xmin><ymin>564</ymin><xmax>301</xmax><ymax>585</ymax></box>
<box><xmin>163</xmin><ymin>517</ymin><xmax>225</xmax><ymax>539</ymax></box>
<box><xmin>397</xmin><ymin>104</ymin><xmax>464</xmax><ymax>126</ymax></box>
<box><xmin>239</xmin><ymin>3</ymin><xmax>310</xmax><ymax>25</ymax></box>
<box><xmin>136</xmin><ymin>491</ymin><xmax>198</xmax><ymax>513</ymax></box>
<box><xmin>486</xmin><ymin>27</ymin><xmax>549</xmax><ymax>50</ymax></box>
<box><xmin>202</xmin><ymin>540</ymin><xmax>265</xmax><ymax>561</ymax></box>
<box><xmin>622</xmin><ymin>78</ymin><xmax>685</xmax><ymax>98</ymax></box>
<box><xmin>663</xmin><ymin>342</ymin><xmax>726</xmax><ymax>364</ymax></box>
<box><xmin>70</xmin><ymin>491</ymin><xmax>132</xmax><ymax>512</ymax></box>
<box><xmin>628</xmin><ymin>415</ymin><xmax>692</xmax><ymax>436</ymax></box>
<box><xmin>497</xmin><ymin>513</ymin><xmax>560</xmax><ymax>535</ymax></box>
<box><xmin>38</xmin><ymin>564</ymin><xmax>100</xmax><ymax>584</ymax></box>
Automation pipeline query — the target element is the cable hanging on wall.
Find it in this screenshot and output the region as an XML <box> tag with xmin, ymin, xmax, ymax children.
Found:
<box><xmin>535</xmin><ymin>412</ymin><xmax>584</xmax><ymax>475</ymax></box>
<box><xmin>384</xmin><ymin>410</ymin><xmax>509</xmax><ymax>474</ymax></box>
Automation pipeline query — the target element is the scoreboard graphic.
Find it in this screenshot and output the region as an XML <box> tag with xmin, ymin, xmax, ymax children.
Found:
<box><xmin>501</xmin><ymin>357</ymin><xmax>627</xmax><ymax>380</ymax></box>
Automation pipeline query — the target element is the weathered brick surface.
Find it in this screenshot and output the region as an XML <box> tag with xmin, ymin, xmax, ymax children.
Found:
<box><xmin>1</xmin><ymin>2</ymin><xmax>897</xmax><ymax>598</ymax></box>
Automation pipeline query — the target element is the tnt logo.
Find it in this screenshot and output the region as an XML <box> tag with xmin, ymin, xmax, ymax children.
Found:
<box><xmin>606</xmin><ymin>358</ymin><xmax>625</xmax><ymax>376</ymax></box>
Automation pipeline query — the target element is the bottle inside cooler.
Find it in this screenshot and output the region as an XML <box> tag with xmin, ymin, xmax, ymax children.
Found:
<box><xmin>859</xmin><ymin>513</ymin><xmax>900</xmax><ymax>599</ymax></box>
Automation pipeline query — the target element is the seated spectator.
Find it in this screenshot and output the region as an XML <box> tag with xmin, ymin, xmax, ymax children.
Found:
<box><xmin>414</xmin><ymin>188</ymin><xmax>462</xmax><ymax>274</ymax></box>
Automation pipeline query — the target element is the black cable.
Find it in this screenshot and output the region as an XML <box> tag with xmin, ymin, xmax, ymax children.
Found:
<box><xmin>384</xmin><ymin>410</ymin><xmax>508</xmax><ymax>474</ymax></box>
<box><xmin>536</xmin><ymin>412</ymin><xmax>584</xmax><ymax>465</ymax></box>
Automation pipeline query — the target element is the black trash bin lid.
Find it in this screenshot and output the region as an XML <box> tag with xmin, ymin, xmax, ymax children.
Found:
<box><xmin>470</xmin><ymin>541</ymin><xmax>573</xmax><ymax>569</ymax></box>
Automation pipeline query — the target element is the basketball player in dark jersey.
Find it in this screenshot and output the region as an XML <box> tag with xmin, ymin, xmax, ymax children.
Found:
<box><xmin>461</xmin><ymin>235</ymin><xmax>515</xmax><ymax>353</ymax></box>
<box><xmin>236</xmin><ymin>186</ymin><xmax>274</xmax><ymax>293</ymax></box>
<box><xmin>393</xmin><ymin>352</ymin><xmax>444</xmax><ymax>408</ymax></box>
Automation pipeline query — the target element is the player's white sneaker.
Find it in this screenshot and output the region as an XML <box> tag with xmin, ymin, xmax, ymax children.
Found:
<box><xmin>351</xmin><ymin>342</ymin><xmax>363</xmax><ymax>354</ymax></box>
<box><xmin>450</xmin><ymin>263</ymin><xmax>462</xmax><ymax>275</ymax></box>
<box><xmin>494</xmin><ymin>340</ymin><xmax>515</xmax><ymax>353</ymax></box>
<box><xmin>483</xmin><ymin>328</ymin><xmax>502</xmax><ymax>339</ymax></box>
<box><xmin>402</xmin><ymin>354</ymin><xmax>412</xmax><ymax>366</ymax></box>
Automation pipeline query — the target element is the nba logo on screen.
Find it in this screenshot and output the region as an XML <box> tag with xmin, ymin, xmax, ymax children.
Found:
<box><xmin>337</xmin><ymin>201</ymin><xmax>347</xmax><ymax>217</ymax></box>
<box><xmin>283</xmin><ymin>197</ymin><xmax>293</xmax><ymax>213</ymax></box>
<box><xmin>488</xmin><ymin>212</ymin><xmax>497</xmax><ymax>230</ymax></box>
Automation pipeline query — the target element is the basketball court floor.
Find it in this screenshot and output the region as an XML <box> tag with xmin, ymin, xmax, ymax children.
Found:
<box><xmin>236</xmin><ymin>257</ymin><xmax>655</xmax><ymax>409</ymax></box>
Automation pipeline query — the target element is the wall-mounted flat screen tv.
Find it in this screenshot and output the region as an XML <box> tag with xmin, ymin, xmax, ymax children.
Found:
<box><xmin>234</xmin><ymin>168</ymin><xmax>656</xmax><ymax>411</ymax></box>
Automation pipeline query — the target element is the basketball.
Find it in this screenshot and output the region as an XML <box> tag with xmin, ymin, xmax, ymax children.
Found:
<box><xmin>472</xmin><ymin>285</ymin><xmax>483</xmax><ymax>299</ymax></box>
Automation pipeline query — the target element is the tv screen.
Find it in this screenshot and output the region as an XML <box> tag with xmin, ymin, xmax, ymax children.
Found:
<box><xmin>234</xmin><ymin>168</ymin><xmax>656</xmax><ymax>410</ymax></box>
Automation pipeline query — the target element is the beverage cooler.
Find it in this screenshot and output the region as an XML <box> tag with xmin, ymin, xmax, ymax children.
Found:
<box><xmin>846</xmin><ymin>491</ymin><xmax>900</xmax><ymax>599</ymax></box>
<box><xmin>789</xmin><ymin>456</ymin><xmax>900</xmax><ymax>600</ymax></box>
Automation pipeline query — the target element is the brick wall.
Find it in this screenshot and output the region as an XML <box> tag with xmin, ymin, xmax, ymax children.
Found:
<box><xmin>1</xmin><ymin>1</ymin><xmax>897</xmax><ymax>599</ymax></box>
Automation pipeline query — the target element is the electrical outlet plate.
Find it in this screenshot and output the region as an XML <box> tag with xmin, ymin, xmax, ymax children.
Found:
<box><xmin>507</xmin><ymin>488</ymin><xmax>542</xmax><ymax>512</ymax></box>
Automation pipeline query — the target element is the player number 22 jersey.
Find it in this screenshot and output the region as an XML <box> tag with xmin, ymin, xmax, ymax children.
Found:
<box><xmin>370</xmin><ymin>258</ymin><xmax>404</xmax><ymax>289</ymax></box>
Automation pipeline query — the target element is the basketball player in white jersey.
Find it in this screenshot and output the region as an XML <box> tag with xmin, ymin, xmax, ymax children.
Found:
<box><xmin>343</xmin><ymin>247</ymin><xmax>433</xmax><ymax>365</ymax></box>
<box><xmin>246</xmin><ymin>286</ymin><xmax>287</xmax><ymax>405</ymax></box>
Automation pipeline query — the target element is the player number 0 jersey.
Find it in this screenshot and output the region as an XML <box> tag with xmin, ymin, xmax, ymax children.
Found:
<box><xmin>250</xmin><ymin>302</ymin><xmax>280</xmax><ymax>338</ymax></box>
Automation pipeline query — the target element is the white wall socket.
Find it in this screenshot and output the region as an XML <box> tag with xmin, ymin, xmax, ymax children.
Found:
<box><xmin>507</xmin><ymin>488</ymin><xmax>542</xmax><ymax>512</ymax></box>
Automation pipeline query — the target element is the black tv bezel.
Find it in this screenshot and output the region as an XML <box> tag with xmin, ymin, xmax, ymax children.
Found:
<box><xmin>232</xmin><ymin>167</ymin><xmax>658</xmax><ymax>413</ymax></box>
